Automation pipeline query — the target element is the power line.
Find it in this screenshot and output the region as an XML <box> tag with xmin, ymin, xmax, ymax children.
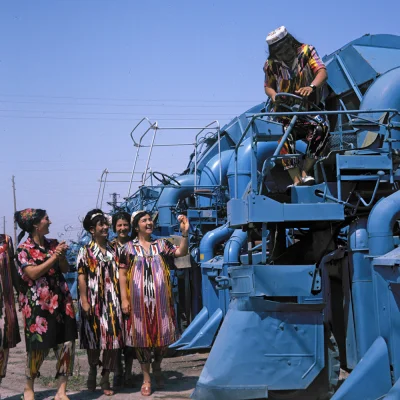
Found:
<box><xmin>0</xmin><ymin>115</ymin><xmax>232</xmax><ymax>122</ymax></box>
<box><xmin>0</xmin><ymin>108</ymin><xmax>241</xmax><ymax>116</ymax></box>
<box><xmin>0</xmin><ymin>99</ymin><xmax>256</xmax><ymax>108</ymax></box>
<box><xmin>0</xmin><ymin>94</ymin><xmax>259</xmax><ymax>103</ymax></box>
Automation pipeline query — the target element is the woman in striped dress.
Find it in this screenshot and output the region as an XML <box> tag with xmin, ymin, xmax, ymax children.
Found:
<box><xmin>0</xmin><ymin>234</ymin><xmax>20</xmax><ymax>386</ymax></box>
<box><xmin>77</xmin><ymin>209</ymin><xmax>124</xmax><ymax>396</ymax></box>
<box><xmin>109</xmin><ymin>211</ymin><xmax>135</xmax><ymax>388</ymax></box>
<box><xmin>119</xmin><ymin>211</ymin><xmax>189</xmax><ymax>396</ymax></box>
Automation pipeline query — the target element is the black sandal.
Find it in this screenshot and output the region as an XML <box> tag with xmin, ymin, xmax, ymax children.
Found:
<box><xmin>100</xmin><ymin>374</ymin><xmax>114</xmax><ymax>396</ymax></box>
<box><xmin>153</xmin><ymin>368</ymin><xmax>165</xmax><ymax>390</ymax></box>
<box><xmin>87</xmin><ymin>366</ymin><xmax>97</xmax><ymax>391</ymax></box>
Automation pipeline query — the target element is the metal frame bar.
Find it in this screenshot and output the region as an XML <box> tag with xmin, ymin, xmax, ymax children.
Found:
<box><xmin>335</xmin><ymin>54</ymin><xmax>364</xmax><ymax>101</ymax></box>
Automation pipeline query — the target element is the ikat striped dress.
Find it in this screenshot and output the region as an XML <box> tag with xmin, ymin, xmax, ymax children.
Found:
<box><xmin>119</xmin><ymin>238</ymin><xmax>178</xmax><ymax>348</ymax></box>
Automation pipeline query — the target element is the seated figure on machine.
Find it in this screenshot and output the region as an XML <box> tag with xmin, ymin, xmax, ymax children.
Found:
<box><xmin>263</xmin><ymin>26</ymin><xmax>330</xmax><ymax>187</ymax></box>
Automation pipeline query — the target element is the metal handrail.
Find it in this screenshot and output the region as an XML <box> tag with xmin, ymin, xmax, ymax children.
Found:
<box><xmin>193</xmin><ymin>120</ymin><xmax>221</xmax><ymax>195</ymax></box>
<box><xmin>232</xmin><ymin>107</ymin><xmax>399</xmax><ymax>199</ymax></box>
<box><xmin>127</xmin><ymin>118</ymin><xmax>221</xmax><ymax>198</ymax></box>
<box><xmin>96</xmin><ymin>169</ymin><xmax>108</xmax><ymax>209</ymax></box>
<box><xmin>128</xmin><ymin>118</ymin><xmax>158</xmax><ymax>196</ymax></box>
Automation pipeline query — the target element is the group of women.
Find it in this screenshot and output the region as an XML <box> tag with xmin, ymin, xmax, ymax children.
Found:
<box><xmin>0</xmin><ymin>26</ymin><xmax>330</xmax><ymax>400</ymax></box>
<box><xmin>0</xmin><ymin>207</ymin><xmax>189</xmax><ymax>399</ymax></box>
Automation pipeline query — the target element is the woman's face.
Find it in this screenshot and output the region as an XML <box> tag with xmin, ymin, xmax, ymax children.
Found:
<box><xmin>136</xmin><ymin>214</ymin><xmax>153</xmax><ymax>236</ymax></box>
<box><xmin>91</xmin><ymin>220</ymin><xmax>109</xmax><ymax>241</ymax></box>
<box><xmin>34</xmin><ymin>214</ymin><xmax>51</xmax><ymax>236</ymax></box>
<box><xmin>272</xmin><ymin>38</ymin><xmax>297</xmax><ymax>64</ymax></box>
<box><xmin>115</xmin><ymin>218</ymin><xmax>130</xmax><ymax>240</ymax></box>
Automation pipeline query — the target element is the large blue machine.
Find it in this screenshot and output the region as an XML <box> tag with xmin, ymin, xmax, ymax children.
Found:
<box><xmin>71</xmin><ymin>33</ymin><xmax>400</xmax><ymax>399</ymax></box>
<box><xmin>189</xmin><ymin>33</ymin><xmax>400</xmax><ymax>399</ymax></box>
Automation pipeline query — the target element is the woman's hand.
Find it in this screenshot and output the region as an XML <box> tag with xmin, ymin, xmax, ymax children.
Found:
<box><xmin>81</xmin><ymin>301</ymin><xmax>91</xmax><ymax>316</ymax></box>
<box><xmin>295</xmin><ymin>86</ymin><xmax>314</xmax><ymax>97</ymax></box>
<box><xmin>55</xmin><ymin>241</ymin><xmax>69</xmax><ymax>258</ymax></box>
<box><xmin>121</xmin><ymin>298</ymin><xmax>130</xmax><ymax>315</ymax></box>
<box><xmin>177</xmin><ymin>214</ymin><xmax>189</xmax><ymax>235</ymax></box>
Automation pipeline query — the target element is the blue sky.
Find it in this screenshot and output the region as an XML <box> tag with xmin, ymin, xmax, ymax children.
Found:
<box><xmin>1</xmin><ymin>0</ymin><xmax>399</xmax><ymax>241</ymax></box>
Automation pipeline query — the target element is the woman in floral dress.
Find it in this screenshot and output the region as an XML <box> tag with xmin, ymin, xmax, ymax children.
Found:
<box><xmin>15</xmin><ymin>208</ymin><xmax>77</xmax><ymax>400</ymax></box>
<box><xmin>77</xmin><ymin>209</ymin><xmax>124</xmax><ymax>396</ymax></box>
<box><xmin>110</xmin><ymin>211</ymin><xmax>135</xmax><ymax>388</ymax></box>
<box><xmin>119</xmin><ymin>210</ymin><xmax>189</xmax><ymax>396</ymax></box>
<box><xmin>0</xmin><ymin>234</ymin><xmax>21</xmax><ymax>386</ymax></box>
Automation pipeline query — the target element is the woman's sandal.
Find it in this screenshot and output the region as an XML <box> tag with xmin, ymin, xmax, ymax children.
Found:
<box><xmin>99</xmin><ymin>375</ymin><xmax>114</xmax><ymax>396</ymax></box>
<box><xmin>53</xmin><ymin>395</ymin><xmax>70</xmax><ymax>400</ymax></box>
<box><xmin>87</xmin><ymin>367</ymin><xmax>97</xmax><ymax>391</ymax></box>
<box><xmin>21</xmin><ymin>391</ymin><xmax>35</xmax><ymax>400</ymax></box>
<box><xmin>153</xmin><ymin>368</ymin><xmax>165</xmax><ymax>390</ymax></box>
<box><xmin>141</xmin><ymin>381</ymin><xmax>152</xmax><ymax>396</ymax></box>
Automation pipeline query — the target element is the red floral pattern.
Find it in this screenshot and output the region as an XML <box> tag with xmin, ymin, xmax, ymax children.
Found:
<box><xmin>15</xmin><ymin>236</ymin><xmax>77</xmax><ymax>351</ymax></box>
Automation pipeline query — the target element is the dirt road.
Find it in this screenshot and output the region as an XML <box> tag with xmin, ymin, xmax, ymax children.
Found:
<box><xmin>1</xmin><ymin>322</ymin><xmax>207</xmax><ymax>400</ymax></box>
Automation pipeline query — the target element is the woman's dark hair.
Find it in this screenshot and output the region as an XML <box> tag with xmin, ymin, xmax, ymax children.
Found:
<box><xmin>112</xmin><ymin>211</ymin><xmax>131</xmax><ymax>232</ymax></box>
<box><xmin>82</xmin><ymin>209</ymin><xmax>108</xmax><ymax>232</ymax></box>
<box><xmin>14</xmin><ymin>208</ymin><xmax>47</xmax><ymax>242</ymax></box>
<box><xmin>268</xmin><ymin>33</ymin><xmax>303</xmax><ymax>62</ymax></box>
<box><xmin>131</xmin><ymin>211</ymin><xmax>151</xmax><ymax>239</ymax></box>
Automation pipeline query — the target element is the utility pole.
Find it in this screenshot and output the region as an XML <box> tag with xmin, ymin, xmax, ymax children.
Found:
<box><xmin>12</xmin><ymin>176</ymin><xmax>17</xmax><ymax>244</ymax></box>
<box><xmin>109</xmin><ymin>192</ymin><xmax>120</xmax><ymax>209</ymax></box>
<box><xmin>2</xmin><ymin>216</ymin><xmax>5</xmax><ymax>235</ymax></box>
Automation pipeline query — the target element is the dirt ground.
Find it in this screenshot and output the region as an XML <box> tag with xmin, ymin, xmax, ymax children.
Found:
<box><xmin>1</xmin><ymin>314</ymin><xmax>208</xmax><ymax>400</ymax></box>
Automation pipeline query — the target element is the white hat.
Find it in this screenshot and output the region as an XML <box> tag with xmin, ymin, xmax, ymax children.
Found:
<box><xmin>131</xmin><ymin>210</ymin><xmax>146</xmax><ymax>225</ymax></box>
<box><xmin>266</xmin><ymin>26</ymin><xmax>288</xmax><ymax>45</ymax></box>
<box><xmin>104</xmin><ymin>213</ymin><xmax>112</xmax><ymax>226</ymax></box>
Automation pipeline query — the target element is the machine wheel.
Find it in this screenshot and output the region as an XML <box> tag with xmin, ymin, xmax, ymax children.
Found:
<box><xmin>268</xmin><ymin>331</ymin><xmax>340</xmax><ymax>400</ymax></box>
<box><xmin>152</xmin><ymin>171</ymin><xmax>181</xmax><ymax>187</ymax></box>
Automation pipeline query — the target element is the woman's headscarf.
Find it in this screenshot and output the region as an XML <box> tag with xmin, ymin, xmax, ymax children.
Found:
<box><xmin>14</xmin><ymin>208</ymin><xmax>46</xmax><ymax>243</ymax></box>
<box><xmin>131</xmin><ymin>210</ymin><xmax>150</xmax><ymax>239</ymax></box>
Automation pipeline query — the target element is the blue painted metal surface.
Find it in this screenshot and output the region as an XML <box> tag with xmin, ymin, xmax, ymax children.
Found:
<box><xmin>193</xmin><ymin>299</ymin><xmax>324</xmax><ymax>399</ymax></box>
<box><xmin>331</xmin><ymin>337</ymin><xmax>392</xmax><ymax>400</ymax></box>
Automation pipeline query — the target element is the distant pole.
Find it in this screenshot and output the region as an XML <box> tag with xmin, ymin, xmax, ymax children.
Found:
<box><xmin>110</xmin><ymin>192</ymin><xmax>120</xmax><ymax>209</ymax></box>
<box><xmin>2</xmin><ymin>216</ymin><xmax>5</xmax><ymax>235</ymax></box>
<box><xmin>12</xmin><ymin>176</ymin><xmax>17</xmax><ymax>244</ymax></box>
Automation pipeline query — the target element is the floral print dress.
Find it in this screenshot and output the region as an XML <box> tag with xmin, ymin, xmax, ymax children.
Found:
<box><xmin>15</xmin><ymin>236</ymin><xmax>77</xmax><ymax>351</ymax></box>
<box><xmin>77</xmin><ymin>240</ymin><xmax>124</xmax><ymax>350</ymax></box>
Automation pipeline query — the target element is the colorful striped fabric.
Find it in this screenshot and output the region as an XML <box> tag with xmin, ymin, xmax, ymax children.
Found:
<box><xmin>264</xmin><ymin>44</ymin><xmax>328</xmax><ymax>104</ymax></box>
<box><xmin>119</xmin><ymin>238</ymin><xmax>178</xmax><ymax>348</ymax></box>
<box><xmin>77</xmin><ymin>240</ymin><xmax>124</xmax><ymax>350</ymax></box>
<box><xmin>0</xmin><ymin>235</ymin><xmax>20</xmax><ymax>353</ymax></box>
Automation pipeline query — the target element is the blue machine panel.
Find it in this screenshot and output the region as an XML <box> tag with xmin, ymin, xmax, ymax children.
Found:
<box><xmin>228</xmin><ymin>195</ymin><xmax>344</xmax><ymax>227</ymax></box>
<box><xmin>229</xmin><ymin>265</ymin><xmax>317</xmax><ymax>297</ymax></box>
<box><xmin>193</xmin><ymin>298</ymin><xmax>324</xmax><ymax>399</ymax></box>
<box><xmin>372</xmin><ymin>247</ymin><xmax>400</xmax><ymax>382</ymax></box>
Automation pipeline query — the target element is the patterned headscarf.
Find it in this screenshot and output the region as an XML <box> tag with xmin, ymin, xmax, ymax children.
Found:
<box><xmin>14</xmin><ymin>208</ymin><xmax>46</xmax><ymax>242</ymax></box>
